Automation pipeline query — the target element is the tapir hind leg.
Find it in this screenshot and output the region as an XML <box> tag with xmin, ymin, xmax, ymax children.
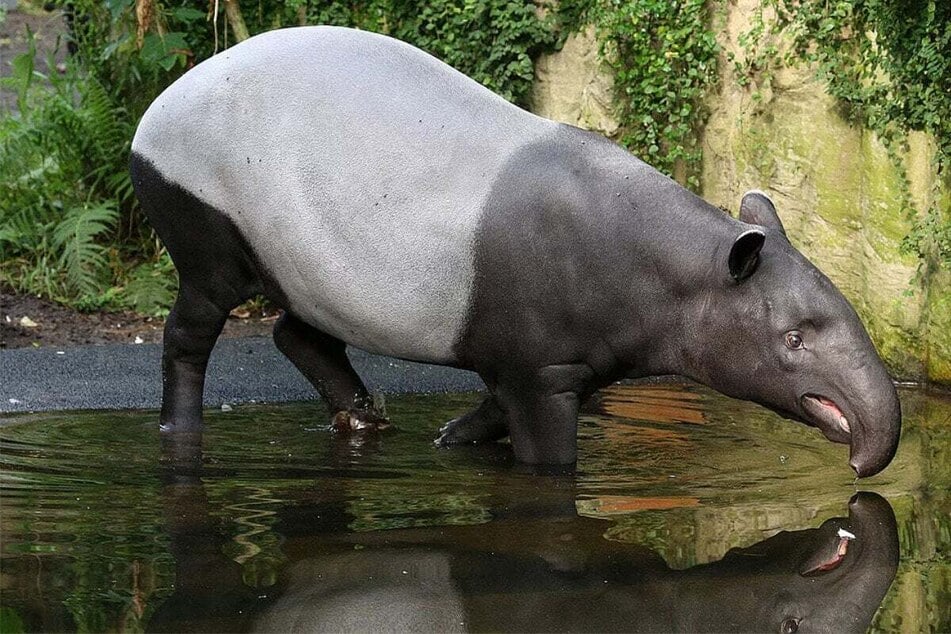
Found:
<box><xmin>272</xmin><ymin>313</ymin><xmax>387</xmax><ymax>431</ymax></box>
<box><xmin>160</xmin><ymin>284</ymin><xmax>235</xmax><ymax>430</ymax></box>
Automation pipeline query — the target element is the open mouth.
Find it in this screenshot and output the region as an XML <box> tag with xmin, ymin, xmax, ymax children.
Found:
<box><xmin>801</xmin><ymin>394</ymin><xmax>851</xmax><ymax>439</ymax></box>
<box><xmin>801</xmin><ymin>527</ymin><xmax>856</xmax><ymax>576</ymax></box>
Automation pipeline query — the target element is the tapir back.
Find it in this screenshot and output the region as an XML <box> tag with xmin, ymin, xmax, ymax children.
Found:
<box><xmin>132</xmin><ymin>26</ymin><xmax>554</xmax><ymax>362</ymax></box>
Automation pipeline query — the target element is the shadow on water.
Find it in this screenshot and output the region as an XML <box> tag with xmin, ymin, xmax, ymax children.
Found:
<box><xmin>1</xmin><ymin>385</ymin><xmax>949</xmax><ymax>632</ymax></box>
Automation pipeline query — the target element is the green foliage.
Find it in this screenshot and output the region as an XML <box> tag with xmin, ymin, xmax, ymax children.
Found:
<box><xmin>65</xmin><ymin>0</ymin><xmax>204</xmax><ymax>116</ymax></box>
<box><xmin>2</xmin><ymin>1</ymin><xmax>557</xmax><ymax>315</ymax></box>
<box><xmin>0</xmin><ymin>607</ymin><xmax>27</xmax><ymax>634</ymax></box>
<box><xmin>51</xmin><ymin>203</ymin><xmax>120</xmax><ymax>297</ymax></box>
<box><xmin>736</xmin><ymin>0</ymin><xmax>951</xmax><ymax>270</ymax></box>
<box><xmin>559</xmin><ymin>0</ymin><xmax>720</xmax><ymax>188</ymax></box>
<box><xmin>192</xmin><ymin>0</ymin><xmax>557</xmax><ymax>107</ymax></box>
<box><xmin>387</xmin><ymin>0</ymin><xmax>555</xmax><ymax>106</ymax></box>
<box><xmin>120</xmin><ymin>253</ymin><xmax>178</xmax><ymax>317</ymax></box>
<box><xmin>0</xmin><ymin>32</ymin><xmax>165</xmax><ymax>311</ymax></box>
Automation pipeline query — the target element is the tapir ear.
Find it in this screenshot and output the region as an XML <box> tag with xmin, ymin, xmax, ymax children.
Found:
<box><xmin>728</xmin><ymin>229</ymin><xmax>766</xmax><ymax>282</ymax></box>
<box><xmin>739</xmin><ymin>190</ymin><xmax>787</xmax><ymax>239</ymax></box>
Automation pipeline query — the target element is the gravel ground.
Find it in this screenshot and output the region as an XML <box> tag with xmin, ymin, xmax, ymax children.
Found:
<box><xmin>0</xmin><ymin>337</ymin><xmax>485</xmax><ymax>415</ymax></box>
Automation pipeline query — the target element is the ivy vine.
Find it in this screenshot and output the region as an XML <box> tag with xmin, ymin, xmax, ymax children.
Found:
<box><xmin>558</xmin><ymin>0</ymin><xmax>720</xmax><ymax>189</ymax></box>
<box><xmin>206</xmin><ymin>0</ymin><xmax>558</xmax><ymax>108</ymax></box>
<box><xmin>735</xmin><ymin>0</ymin><xmax>951</xmax><ymax>269</ymax></box>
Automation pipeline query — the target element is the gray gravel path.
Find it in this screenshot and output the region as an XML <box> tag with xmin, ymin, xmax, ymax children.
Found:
<box><xmin>0</xmin><ymin>337</ymin><xmax>484</xmax><ymax>414</ymax></box>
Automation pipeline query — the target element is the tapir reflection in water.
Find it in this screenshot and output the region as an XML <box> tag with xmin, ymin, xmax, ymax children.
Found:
<box><xmin>131</xmin><ymin>26</ymin><xmax>901</xmax><ymax>475</ymax></box>
<box><xmin>253</xmin><ymin>493</ymin><xmax>898</xmax><ymax>633</ymax></box>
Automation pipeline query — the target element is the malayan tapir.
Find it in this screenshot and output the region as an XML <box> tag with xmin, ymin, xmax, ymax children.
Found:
<box><xmin>130</xmin><ymin>26</ymin><xmax>901</xmax><ymax>476</ymax></box>
<box><xmin>148</xmin><ymin>456</ymin><xmax>898</xmax><ymax>632</ymax></box>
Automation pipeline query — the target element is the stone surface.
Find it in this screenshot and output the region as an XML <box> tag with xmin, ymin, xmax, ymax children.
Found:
<box><xmin>699</xmin><ymin>0</ymin><xmax>949</xmax><ymax>383</ymax></box>
<box><xmin>531</xmin><ymin>27</ymin><xmax>618</xmax><ymax>136</ymax></box>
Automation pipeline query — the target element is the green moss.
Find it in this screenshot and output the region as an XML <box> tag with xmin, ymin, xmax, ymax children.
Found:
<box><xmin>925</xmin><ymin>271</ymin><xmax>951</xmax><ymax>383</ymax></box>
<box><xmin>859</xmin><ymin>134</ymin><xmax>918</xmax><ymax>265</ymax></box>
<box><xmin>699</xmin><ymin>3</ymin><xmax>948</xmax><ymax>384</ymax></box>
<box><xmin>725</xmin><ymin>89</ymin><xmax>938</xmax><ymax>381</ymax></box>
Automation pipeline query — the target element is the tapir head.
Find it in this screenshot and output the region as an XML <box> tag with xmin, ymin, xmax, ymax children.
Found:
<box><xmin>686</xmin><ymin>191</ymin><xmax>901</xmax><ymax>477</ymax></box>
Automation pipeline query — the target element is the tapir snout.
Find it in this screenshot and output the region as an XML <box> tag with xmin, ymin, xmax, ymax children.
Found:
<box><xmin>799</xmin><ymin>369</ymin><xmax>901</xmax><ymax>477</ymax></box>
<box><xmin>841</xmin><ymin>361</ymin><xmax>902</xmax><ymax>478</ymax></box>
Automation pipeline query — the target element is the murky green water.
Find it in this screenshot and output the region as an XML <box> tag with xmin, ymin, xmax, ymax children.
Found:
<box><xmin>1</xmin><ymin>384</ymin><xmax>948</xmax><ymax>632</ymax></box>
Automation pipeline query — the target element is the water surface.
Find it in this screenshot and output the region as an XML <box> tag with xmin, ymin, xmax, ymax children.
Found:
<box><xmin>1</xmin><ymin>384</ymin><xmax>948</xmax><ymax>632</ymax></box>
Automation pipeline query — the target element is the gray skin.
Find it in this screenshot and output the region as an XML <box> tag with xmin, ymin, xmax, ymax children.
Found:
<box><xmin>130</xmin><ymin>26</ymin><xmax>900</xmax><ymax>476</ymax></box>
<box><xmin>250</xmin><ymin>493</ymin><xmax>898</xmax><ymax>633</ymax></box>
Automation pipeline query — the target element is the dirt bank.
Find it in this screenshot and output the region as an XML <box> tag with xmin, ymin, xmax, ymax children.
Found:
<box><xmin>0</xmin><ymin>292</ymin><xmax>278</xmax><ymax>349</ymax></box>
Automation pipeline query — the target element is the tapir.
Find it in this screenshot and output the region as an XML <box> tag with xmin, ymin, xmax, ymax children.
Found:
<box><xmin>130</xmin><ymin>26</ymin><xmax>901</xmax><ymax>475</ymax></box>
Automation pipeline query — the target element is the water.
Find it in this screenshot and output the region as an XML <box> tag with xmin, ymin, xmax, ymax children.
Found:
<box><xmin>1</xmin><ymin>384</ymin><xmax>948</xmax><ymax>632</ymax></box>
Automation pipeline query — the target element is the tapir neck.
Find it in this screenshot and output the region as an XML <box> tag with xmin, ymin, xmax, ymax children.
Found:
<box><xmin>456</xmin><ymin>127</ymin><xmax>742</xmax><ymax>379</ymax></box>
<box><xmin>570</xmin><ymin>138</ymin><xmax>740</xmax><ymax>378</ymax></box>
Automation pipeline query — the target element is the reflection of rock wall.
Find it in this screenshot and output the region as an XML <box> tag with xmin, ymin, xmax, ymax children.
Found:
<box><xmin>531</xmin><ymin>5</ymin><xmax>950</xmax><ymax>384</ymax></box>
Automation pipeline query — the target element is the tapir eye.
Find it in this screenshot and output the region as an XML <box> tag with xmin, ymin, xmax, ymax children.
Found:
<box><xmin>784</xmin><ymin>331</ymin><xmax>804</xmax><ymax>350</ymax></box>
<box><xmin>780</xmin><ymin>617</ymin><xmax>800</xmax><ymax>634</ymax></box>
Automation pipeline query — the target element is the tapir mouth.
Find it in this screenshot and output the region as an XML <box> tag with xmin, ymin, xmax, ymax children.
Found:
<box><xmin>800</xmin><ymin>394</ymin><xmax>852</xmax><ymax>443</ymax></box>
<box><xmin>800</xmin><ymin>527</ymin><xmax>855</xmax><ymax>576</ymax></box>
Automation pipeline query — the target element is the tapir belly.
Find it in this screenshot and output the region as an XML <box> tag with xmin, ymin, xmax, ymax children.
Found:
<box><xmin>132</xmin><ymin>26</ymin><xmax>554</xmax><ymax>363</ymax></box>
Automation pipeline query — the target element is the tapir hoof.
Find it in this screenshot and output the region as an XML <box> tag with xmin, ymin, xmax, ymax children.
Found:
<box><xmin>330</xmin><ymin>409</ymin><xmax>391</xmax><ymax>434</ymax></box>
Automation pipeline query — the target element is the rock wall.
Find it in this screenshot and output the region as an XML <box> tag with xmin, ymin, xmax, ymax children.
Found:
<box><xmin>531</xmin><ymin>27</ymin><xmax>619</xmax><ymax>136</ymax></box>
<box><xmin>531</xmin><ymin>4</ymin><xmax>950</xmax><ymax>385</ymax></box>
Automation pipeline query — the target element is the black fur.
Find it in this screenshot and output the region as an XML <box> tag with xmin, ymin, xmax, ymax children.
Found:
<box><xmin>448</xmin><ymin>126</ymin><xmax>741</xmax><ymax>463</ymax></box>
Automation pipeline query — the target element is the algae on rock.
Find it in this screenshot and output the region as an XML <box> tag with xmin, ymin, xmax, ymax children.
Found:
<box><xmin>700</xmin><ymin>0</ymin><xmax>949</xmax><ymax>384</ymax></box>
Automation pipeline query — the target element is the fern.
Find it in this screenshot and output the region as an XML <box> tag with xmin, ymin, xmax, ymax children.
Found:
<box><xmin>0</xmin><ymin>31</ymin><xmax>139</xmax><ymax>309</ymax></box>
<box><xmin>120</xmin><ymin>254</ymin><xmax>178</xmax><ymax>316</ymax></box>
<box><xmin>51</xmin><ymin>203</ymin><xmax>119</xmax><ymax>297</ymax></box>
<box><xmin>79</xmin><ymin>79</ymin><xmax>133</xmax><ymax>194</ymax></box>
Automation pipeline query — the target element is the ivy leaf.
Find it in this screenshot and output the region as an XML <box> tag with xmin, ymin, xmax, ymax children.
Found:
<box><xmin>172</xmin><ymin>7</ymin><xmax>207</xmax><ymax>23</ymax></box>
<box><xmin>140</xmin><ymin>32</ymin><xmax>190</xmax><ymax>71</ymax></box>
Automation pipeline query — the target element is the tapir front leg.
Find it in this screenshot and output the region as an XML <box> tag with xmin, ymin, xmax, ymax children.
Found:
<box><xmin>272</xmin><ymin>313</ymin><xmax>387</xmax><ymax>430</ymax></box>
<box><xmin>493</xmin><ymin>364</ymin><xmax>594</xmax><ymax>465</ymax></box>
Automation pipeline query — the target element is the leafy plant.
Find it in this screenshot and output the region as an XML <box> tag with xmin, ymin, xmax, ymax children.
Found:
<box><xmin>735</xmin><ymin>0</ymin><xmax>951</xmax><ymax>271</ymax></box>
<box><xmin>558</xmin><ymin>0</ymin><xmax>720</xmax><ymax>189</ymax></box>
<box><xmin>119</xmin><ymin>253</ymin><xmax>178</xmax><ymax>317</ymax></box>
<box><xmin>0</xmin><ymin>32</ymin><xmax>140</xmax><ymax>307</ymax></box>
<box><xmin>51</xmin><ymin>203</ymin><xmax>119</xmax><ymax>297</ymax></box>
<box><xmin>385</xmin><ymin>0</ymin><xmax>556</xmax><ymax>106</ymax></box>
